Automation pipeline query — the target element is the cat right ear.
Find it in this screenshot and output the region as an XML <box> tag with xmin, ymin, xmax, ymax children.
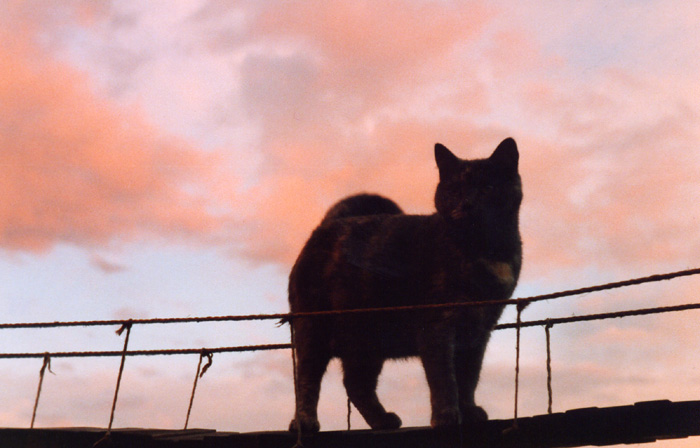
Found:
<box><xmin>435</xmin><ymin>143</ymin><xmax>460</xmax><ymax>180</ymax></box>
<box><xmin>490</xmin><ymin>138</ymin><xmax>519</xmax><ymax>173</ymax></box>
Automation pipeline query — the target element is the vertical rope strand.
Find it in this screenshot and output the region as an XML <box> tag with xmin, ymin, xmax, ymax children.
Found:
<box><xmin>289</xmin><ymin>319</ymin><xmax>304</xmax><ymax>448</ymax></box>
<box><xmin>185</xmin><ymin>350</ymin><xmax>213</xmax><ymax>429</ymax></box>
<box><xmin>94</xmin><ymin>321</ymin><xmax>132</xmax><ymax>447</ymax></box>
<box><xmin>108</xmin><ymin>322</ymin><xmax>132</xmax><ymax>432</ymax></box>
<box><xmin>30</xmin><ymin>354</ymin><xmax>53</xmax><ymax>429</ymax></box>
<box><xmin>545</xmin><ymin>321</ymin><xmax>553</xmax><ymax>414</ymax></box>
<box><xmin>512</xmin><ymin>302</ymin><xmax>524</xmax><ymax>430</ymax></box>
<box><xmin>346</xmin><ymin>397</ymin><xmax>352</xmax><ymax>431</ymax></box>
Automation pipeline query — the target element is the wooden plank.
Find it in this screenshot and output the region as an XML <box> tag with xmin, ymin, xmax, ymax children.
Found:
<box><xmin>2</xmin><ymin>400</ymin><xmax>699</xmax><ymax>448</ymax></box>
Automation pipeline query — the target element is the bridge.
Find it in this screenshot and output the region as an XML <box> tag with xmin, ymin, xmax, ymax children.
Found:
<box><xmin>2</xmin><ymin>400</ymin><xmax>700</xmax><ymax>447</ymax></box>
<box><xmin>2</xmin><ymin>268</ymin><xmax>700</xmax><ymax>447</ymax></box>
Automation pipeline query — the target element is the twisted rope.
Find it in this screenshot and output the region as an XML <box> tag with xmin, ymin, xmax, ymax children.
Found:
<box><xmin>2</xmin><ymin>268</ymin><xmax>698</xmax><ymax>331</ymax></box>
<box><xmin>94</xmin><ymin>321</ymin><xmax>132</xmax><ymax>447</ymax></box>
<box><xmin>545</xmin><ymin>321</ymin><xmax>553</xmax><ymax>414</ymax></box>
<box><xmin>184</xmin><ymin>350</ymin><xmax>213</xmax><ymax>429</ymax></box>
<box><xmin>0</xmin><ymin>266</ymin><xmax>697</xmax><ymax>438</ymax></box>
<box><xmin>289</xmin><ymin>322</ymin><xmax>304</xmax><ymax>448</ymax></box>
<box><xmin>2</xmin><ymin>303</ymin><xmax>699</xmax><ymax>361</ymax></box>
<box><xmin>495</xmin><ymin>302</ymin><xmax>700</xmax><ymax>330</ymax></box>
<box><xmin>109</xmin><ymin>322</ymin><xmax>132</xmax><ymax>430</ymax></box>
<box><xmin>512</xmin><ymin>301</ymin><xmax>525</xmax><ymax>430</ymax></box>
<box><xmin>30</xmin><ymin>354</ymin><xmax>53</xmax><ymax>428</ymax></box>
<box><xmin>0</xmin><ymin>343</ymin><xmax>291</xmax><ymax>360</ymax></box>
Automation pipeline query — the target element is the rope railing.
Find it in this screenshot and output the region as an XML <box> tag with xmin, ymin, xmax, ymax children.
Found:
<box><xmin>2</xmin><ymin>267</ymin><xmax>699</xmax><ymax>440</ymax></box>
<box><xmin>0</xmin><ymin>343</ymin><xmax>292</xmax><ymax>359</ymax></box>
<box><xmin>3</xmin><ymin>267</ymin><xmax>699</xmax><ymax>331</ymax></box>
<box><xmin>2</xmin><ymin>301</ymin><xmax>699</xmax><ymax>360</ymax></box>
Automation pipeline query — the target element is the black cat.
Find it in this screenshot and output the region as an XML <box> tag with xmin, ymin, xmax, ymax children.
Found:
<box><xmin>288</xmin><ymin>138</ymin><xmax>523</xmax><ymax>432</ymax></box>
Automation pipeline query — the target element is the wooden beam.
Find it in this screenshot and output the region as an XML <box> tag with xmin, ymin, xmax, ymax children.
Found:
<box><xmin>2</xmin><ymin>400</ymin><xmax>699</xmax><ymax>448</ymax></box>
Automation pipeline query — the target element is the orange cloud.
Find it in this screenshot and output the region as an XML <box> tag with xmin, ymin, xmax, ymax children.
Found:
<box><xmin>234</xmin><ymin>1</ymin><xmax>527</xmax><ymax>265</ymax></box>
<box><xmin>0</xmin><ymin>17</ymin><xmax>223</xmax><ymax>252</ymax></box>
<box><xmin>518</xmin><ymin>71</ymin><xmax>700</xmax><ymax>275</ymax></box>
<box><xmin>256</xmin><ymin>0</ymin><xmax>491</xmax><ymax>86</ymax></box>
<box><xmin>4</xmin><ymin>0</ymin><xmax>699</xmax><ymax>279</ymax></box>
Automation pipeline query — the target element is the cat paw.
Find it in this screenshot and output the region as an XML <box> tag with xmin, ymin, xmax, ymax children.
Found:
<box><xmin>431</xmin><ymin>407</ymin><xmax>461</xmax><ymax>428</ymax></box>
<box><xmin>369</xmin><ymin>412</ymin><xmax>402</xmax><ymax>430</ymax></box>
<box><xmin>461</xmin><ymin>405</ymin><xmax>488</xmax><ymax>423</ymax></box>
<box><xmin>289</xmin><ymin>415</ymin><xmax>320</xmax><ymax>433</ymax></box>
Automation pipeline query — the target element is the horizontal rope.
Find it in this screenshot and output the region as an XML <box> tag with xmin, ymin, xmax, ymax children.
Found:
<box><xmin>2</xmin><ymin>301</ymin><xmax>699</xmax><ymax>360</ymax></box>
<box><xmin>0</xmin><ymin>313</ymin><xmax>290</xmax><ymax>330</ymax></box>
<box><xmin>2</xmin><ymin>267</ymin><xmax>699</xmax><ymax>331</ymax></box>
<box><xmin>0</xmin><ymin>343</ymin><xmax>291</xmax><ymax>360</ymax></box>
<box><xmin>495</xmin><ymin>302</ymin><xmax>700</xmax><ymax>330</ymax></box>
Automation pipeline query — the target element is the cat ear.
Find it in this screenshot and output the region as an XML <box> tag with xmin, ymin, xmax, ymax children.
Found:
<box><xmin>490</xmin><ymin>138</ymin><xmax>519</xmax><ymax>173</ymax></box>
<box><xmin>435</xmin><ymin>143</ymin><xmax>461</xmax><ymax>179</ymax></box>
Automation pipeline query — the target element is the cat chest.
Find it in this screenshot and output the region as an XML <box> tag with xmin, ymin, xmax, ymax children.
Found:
<box><xmin>450</xmin><ymin>258</ymin><xmax>520</xmax><ymax>300</ymax></box>
<box><xmin>481</xmin><ymin>259</ymin><xmax>517</xmax><ymax>290</ymax></box>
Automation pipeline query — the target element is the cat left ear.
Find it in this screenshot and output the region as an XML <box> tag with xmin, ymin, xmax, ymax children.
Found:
<box><xmin>490</xmin><ymin>138</ymin><xmax>519</xmax><ymax>173</ymax></box>
<box><xmin>435</xmin><ymin>143</ymin><xmax>461</xmax><ymax>180</ymax></box>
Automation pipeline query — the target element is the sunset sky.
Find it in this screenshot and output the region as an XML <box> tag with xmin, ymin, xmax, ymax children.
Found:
<box><xmin>1</xmin><ymin>1</ymin><xmax>700</xmax><ymax>446</ymax></box>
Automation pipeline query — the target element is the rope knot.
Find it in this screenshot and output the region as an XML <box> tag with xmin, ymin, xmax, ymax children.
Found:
<box><xmin>115</xmin><ymin>320</ymin><xmax>133</xmax><ymax>336</ymax></box>
<box><xmin>200</xmin><ymin>350</ymin><xmax>213</xmax><ymax>378</ymax></box>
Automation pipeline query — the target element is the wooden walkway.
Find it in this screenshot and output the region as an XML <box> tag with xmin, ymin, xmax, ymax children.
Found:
<box><xmin>2</xmin><ymin>400</ymin><xmax>699</xmax><ymax>448</ymax></box>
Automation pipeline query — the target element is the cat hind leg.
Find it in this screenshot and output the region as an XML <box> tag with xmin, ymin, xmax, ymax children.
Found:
<box><xmin>341</xmin><ymin>356</ymin><xmax>402</xmax><ymax>430</ymax></box>
<box><xmin>289</xmin><ymin>322</ymin><xmax>331</xmax><ymax>433</ymax></box>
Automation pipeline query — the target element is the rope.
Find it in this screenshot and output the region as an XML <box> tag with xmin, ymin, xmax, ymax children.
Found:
<box><xmin>289</xmin><ymin>322</ymin><xmax>303</xmax><ymax>448</ymax></box>
<box><xmin>512</xmin><ymin>301</ymin><xmax>524</xmax><ymax>430</ymax></box>
<box><xmin>109</xmin><ymin>322</ymin><xmax>132</xmax><ymax>429</ymax></box>
<box><xmin>347</xmin><ymin>397</ymin><xmax>352</xmax><ymax>431</ymax></box>
<box><xmin>495</xmin><ymin>302</ymin><xmax>700</xmax><ymax>330</ymax></box>
<box><xmin>2</xmin><ymin>268</ymin><xmax>698</xmax><ymax>331</ymax></box>
<box><xmin>30</xmin><ymin>354</ymin><xmax>53</xmax><ymax>428</ymax></box>
<box><xmin>2</xmin><ymin>303</ymin><xmax>699</xmax><ymax>362</ymax></box>
<box><xmin>0</xmin><ymin>343</ymin><xmax>291</xmax><ymax>360</ymax></box>
<box><xmin>184</xmin><ymin>350</ymin><xmax>213</xmax><ymax>429</ymax></box>
<box><xmin>0</xmin><ymin>266</ymin><xmax>697</xmax><ymax>439</ymax></box>
<box><xmin>545</xmin><ymin>321</ymin><xmax>553</xmax><ymax>414</ymax></box>
<box><xmin>2</xmin><ymin>302</ymin><xmax>698</xmax><ymax>363</ymax></box>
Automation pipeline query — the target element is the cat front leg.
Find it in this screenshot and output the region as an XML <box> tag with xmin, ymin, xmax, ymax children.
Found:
<box><xmin>454</xmin><ymin>337</ymin><xmax>490</xmax><ymax>422</ymax></box>
<box><xmin>454</xmin><ymin>315</ymin><xmax>499</xmax><ymax>423</ymax></box>
<box><xmin>419</xmin><ymin>325</ymin><xmax>461</xmax><ymax>428</ymax></box>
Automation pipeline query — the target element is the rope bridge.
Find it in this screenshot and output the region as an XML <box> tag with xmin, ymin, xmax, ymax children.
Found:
<box><xmin>2</xmin><ymin>267</ymin><xmax>700</xmax><ymax>447</ymax></box>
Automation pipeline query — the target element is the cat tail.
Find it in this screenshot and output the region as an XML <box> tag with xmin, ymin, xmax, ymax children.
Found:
<box><xmin>321</xmin><ymin>193</ymin><xmax>403</xmax><ymax>225</ymax></box>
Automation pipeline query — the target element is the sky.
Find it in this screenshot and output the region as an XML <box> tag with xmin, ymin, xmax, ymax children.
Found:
<box><xmin>1</xmin><ymin>1</ymin><xmax>700</xmax><ymax>446</ymax></box>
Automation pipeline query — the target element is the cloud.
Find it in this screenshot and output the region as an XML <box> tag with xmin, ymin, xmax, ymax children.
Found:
<box><xmin>227</xmin><ymin>1</ymin><xmax>530</xmax><ymax>264</ymax></box>
<box><xmin>6</xmin><ymin>1</ymin><xmax>697</xmax><ymax>276</ymax></box>
<box><xmin>3</xmin><ymin>4</ymin><xmax>700</xmax><ymax>444</ymax></box>
<box><xmin>255</xmin><ymin>0</ymin><xmax>491</xmax><ymax>99</ymax></box>
<box><xmin>233</xmin><ymin>2</ymin><xmax>700</xmax><ymax>277</ymax></box>
<box><xmin>90</xmin><ymin>255</ymin><xmax>127</xmax><ymax>274</ymax></box>
<box><xmin>518</xmin><ymin>70</ymin><xmax>700</xmax><ymax>275</ymax></box>
<box><xmin>0</xmin><ymin>5</ymin><xmax>226</xmax><ymax>253</ymax></box>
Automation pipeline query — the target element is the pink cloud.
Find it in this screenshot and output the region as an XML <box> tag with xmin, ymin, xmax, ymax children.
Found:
<box><xmin>0</xmin><ymin>14</ymin><xmax>225</xmax><ymax>253</ymax></box>
<box><xmin>232</xmin><ymin>1</ymin><xmax>529</xmax><ymax>264</ymax></box>
<box><xmin>518</xmin><ymin>71</ymin><xmax>700</xmax><ymax>275</ymax></box>
<box><xmin>4</xmin><ymin>0</ymin><xmax>696</xmax><ymax>285</ymax></box>
<box><xmin>256</xmin><ymin>0</ymin><xmax>492</xmax><ymax>92</ymax></box>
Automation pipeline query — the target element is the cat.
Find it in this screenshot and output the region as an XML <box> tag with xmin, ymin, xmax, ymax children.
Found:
<box><xmin>287</xmin><ymin>138</ymin><xmax>522</xmax><ymax>433</ymax></box>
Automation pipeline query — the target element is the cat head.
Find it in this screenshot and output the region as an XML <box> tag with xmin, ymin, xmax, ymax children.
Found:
<box><xmin>434</xmin><ymin>138</ymin><xmax>522</xmax><ymax>228</ymax></box>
